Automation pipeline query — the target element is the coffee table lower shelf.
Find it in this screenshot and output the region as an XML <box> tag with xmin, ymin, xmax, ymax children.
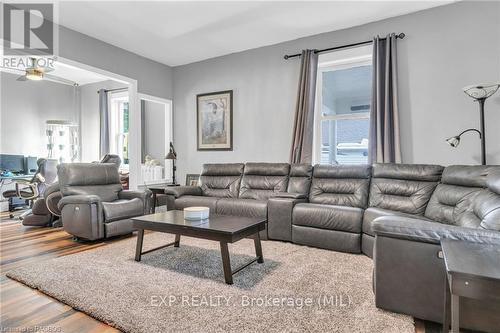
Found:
<box><xmin>134</xmin><ymin>228</ymin><xmax>264</xmax><ymax>285</ymax></box>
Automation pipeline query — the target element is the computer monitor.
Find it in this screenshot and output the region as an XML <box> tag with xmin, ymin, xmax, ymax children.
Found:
<box><xmin>0</xmin><ymin>154</ymin><xmax>25</xmax><ymax>174</ymax></box>
<box><xmin>25</xmin><ymin>156</ymin><xmax>38</xmax><ymax>174</ymax></box>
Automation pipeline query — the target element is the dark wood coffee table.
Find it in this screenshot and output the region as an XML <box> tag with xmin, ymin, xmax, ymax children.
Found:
<box><xmin>132</xmin><ymin>210</ymin><xmax>266</xmax><ymax>284</ymax></box>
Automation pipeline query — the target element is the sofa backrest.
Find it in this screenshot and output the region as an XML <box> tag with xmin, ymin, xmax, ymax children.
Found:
<box><xmin>239</xmin><ymin>163</ymin><xmax>290</xmax><ymax>200</ymax></box>
<box><xmin>200</xmin><ymin>163</ymin><xmax>244</xmax><ymax>198</ymax></box>
<box><xmin>424</xmin><ymin>165</ymin><xmax>494</xmax><ymax>225</ymax></box>
<box><xmin>287</xmin><ymin>164</ymin><xmax>313</xmax><ymax>196</ymax></box>
<box><xmin>309</xmin><ymin>165</ymin><xmax>372</xmax><ymax>208</ymax></box>
<box><xmin>58</xmin><ymin>163</ymin><xmax>122</xmax><ymax>202</ymax></box>
<box><xmin>456</xmin><ymin>169</ymin><xmax>500</xmax><ymax>230</ymax></box>
<box><xmin>369</xmin><ymin>163</ymin><xmax>443</xmax><ymax>215</ymax></box>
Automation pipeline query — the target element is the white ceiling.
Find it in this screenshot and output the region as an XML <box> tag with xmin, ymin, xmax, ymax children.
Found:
<box><xmin>51</xmin><ymin>62</ymin><xmax>112</xmax><ymax>85</ymax></box>
<box><xmin>58</xmin><ymin>1</ymin><xmax>453</xmax><ymax>67</ymax></box>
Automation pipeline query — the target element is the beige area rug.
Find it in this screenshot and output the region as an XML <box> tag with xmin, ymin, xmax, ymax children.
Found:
<box><xmin>7</xmin><ymin>233</ymin><xmax>414</xmax><ymax>333</ymax></box>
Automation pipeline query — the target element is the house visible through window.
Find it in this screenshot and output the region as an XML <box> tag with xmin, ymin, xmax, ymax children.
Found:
<box><xmin>314</xmin><ymin>45</ymin><xmax>372</xmax><ymax>165</ymax></box>
<box><xmin>109</xmin><ymin>91</ymin><xmax>129</xmax><ymax>168</ymax></box>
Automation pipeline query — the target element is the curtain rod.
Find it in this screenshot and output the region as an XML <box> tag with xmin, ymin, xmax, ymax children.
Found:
<box><xmin>283</xmin><ymin>33</ymin><xmax>405</xmax><ymax>60</ymax></box>
<box><xmin>96</xmin><ymin>87</ymin><xmax>128</xmax><ymax>94</ymax></box>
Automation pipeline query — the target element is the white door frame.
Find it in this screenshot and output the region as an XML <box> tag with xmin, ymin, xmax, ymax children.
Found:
<box><xmin>56</xmin><ymin>56</ymin><xmax>141</xmax><ymax>189</ymax></box>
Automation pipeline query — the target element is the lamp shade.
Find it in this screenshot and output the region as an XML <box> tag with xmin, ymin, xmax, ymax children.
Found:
<box><xmin>26</xmin><ymin>69</ymin><xmax>43</xmax><ymax>81</ymax></box>
<box><xmin>463</xmin><ymin>83</ymin><xmax>500</xmax><ymax>100</ymax></box>
<box><xmin>165</xmin><ymin>151</ymin><xmax>176</xmax><ymax>160</ymax></box>
<box><xmin>445</xmin><ymin>136</ymin><xmax>460</xmax><ymax>148</ymax></box>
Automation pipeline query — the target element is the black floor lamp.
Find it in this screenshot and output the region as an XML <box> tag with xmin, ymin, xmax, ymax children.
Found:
<box><xmin>165</xmin><ymin>142</ymin><xmax>177</xmax><ymax>185</ymax></box>
<box><xmin>446</xmin><ymin>83</ymin><xmax>499</xmax><ymax>165</ymax></box>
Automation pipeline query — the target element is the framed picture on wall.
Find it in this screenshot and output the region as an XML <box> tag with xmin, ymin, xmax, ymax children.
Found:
<box><xmin>196</xmin><ymin>90</ymin><xmax>233</xmax><ymax>151</ymax></box>
<box><xmin>185</xmin><ymin>174</ymin><xmax>200</xmax><ymax>186</ymax></box>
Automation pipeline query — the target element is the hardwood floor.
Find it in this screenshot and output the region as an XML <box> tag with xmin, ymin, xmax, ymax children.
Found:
<box><xmin>1</xmin><ymin>218</ymin><xmax>121</xmax><ymax>332</ymax></box>
<box><xmin>0</xmin><ymin>216</ymin><xmax>426</xmax><ymax>333</ymax></box>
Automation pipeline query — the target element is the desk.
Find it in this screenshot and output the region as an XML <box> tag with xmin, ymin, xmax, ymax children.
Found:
<box><xmin>441</xmin><ymin>239</ymin><xmax>500</xmax><ymax>333</ymax></box>
<box><xmin>1</xmin><ymin>174</ymin><xmax>32</xmax><ymax>192</ymax></box>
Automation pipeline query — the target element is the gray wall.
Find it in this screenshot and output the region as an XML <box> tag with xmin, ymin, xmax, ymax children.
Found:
<box><xmin>173</xmin><ymin>1</ymin><xmax>500</xmax><ymax>181</ymax></box>
<box><xmin>0</xmin><ymin>72</ymin><xmax>77</xmax><ymax>158</ymax></box>
<box><xmin>59</xmin><ymin>25</ymin><xmax>173</xmax><ymax>99</ymax></box>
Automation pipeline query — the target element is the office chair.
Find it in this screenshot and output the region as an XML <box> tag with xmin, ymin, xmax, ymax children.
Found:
<box><xmin>2</xmin><ymin>159</ymin><xmax>58</xmax><ymax>220</ymax></box>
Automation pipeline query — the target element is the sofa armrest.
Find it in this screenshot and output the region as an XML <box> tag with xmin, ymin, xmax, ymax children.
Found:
<box><xmin>164</xmin><ymin>186</ymin><xmax>202</xmax><ymax>198</ymax></box>
<box><xmin>373</xmin><ymin>216</ymin><xmax>500</xmax><ymax>245</ymax></box>
<box><xmin>119</xmin><ymin>189</ymin><xmax>153</xmax><ymax>214</ymax></box>
<box><xmin>274</xmin><ymin>192</ymin><xmax>307</xmax><ymax>199</ymax></box>
<box><xmin>268</xmin><ymin>197</ymin><xmax>307</xmax><ymax>241</ymax></box>
<box><xmin>58</xmin><ymin>195</ymin><xmax>104</xmax><ymax>240</ymax></box>
<box><xmin>58</xmin><ymin>194</ymin><xmax>102</xmax><ymax>210</ymax></box>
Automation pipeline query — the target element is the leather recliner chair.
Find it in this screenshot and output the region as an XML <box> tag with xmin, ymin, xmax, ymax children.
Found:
<box><xmin>23</xmin><ymin>154</ymin><xmax>123</xmax><ymax>227</ymax></box>
<box><xmin>58</xmin><ymin>163</ymin><xmax>152</xmax><ymax>241</ymax></box>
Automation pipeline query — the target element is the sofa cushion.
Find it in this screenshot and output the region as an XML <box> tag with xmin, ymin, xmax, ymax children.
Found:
<box><xmin>362</xmin><ymin>207</ymin><xmax>427</xmax><ymax>236</ymax></box>
<box><xmin>457</xmin><ymin>184</ymin><xmax>500</xmax><ymax>231</ymax></box>
<box><xmin>372</xmin><ymin>163</ymin><xmax>443</xmax><ymax>182</ymax></box>
<box><xmin>287</xmin><ymin>164</ymin><xmax>313</xmax><ymax>196</ymax></box>
<box><xmin>239</xmin><ymin>163</ymin><xmax>290</xmax><ymax>200</ymax></box>
<box><xmin>487</xmin><ymin>169</ymin><xmax>500</xmax><ymax>195</ymax></box>
<box><xmin>102</xmin><ymin>198</ymin><xmax>143</xmax><ymax>223</ymax></box>
<box><xmin>293</xmin><ymin>203</ymin><xmax>363</xmax><ymax>233</ymax></box>
<box><xmin>292</xmin><ymin>225</ymin><xmax>361</xmax><ymax>253</ymax></box>
<box><xmin>200</xmin><ymin>163</ymin><xmax>244</xmax><ymax>198</ymax></box>
<box><xmin>216</xmin><ymin>198</ymin><xmax>267</xmax><ymax>218</ymax></box>
<box><xmin>424</xmin><ymin>184</ymin><xmax>481</xmax><ymax>225</ymax></box>
<box><xmin>441</xmin><ymin>165</ymin><xmax>495</xmax><ymax>187</ymax></box>
<box><xmin>174</xmin><ymin>195</ymin><xmax>219</xmax><ymax>211</ymax></box>
<box><xmin>309</xmin><ymin>165</ymin><xmax>371</xmax><ymax>208</ymax></box>
<box><xmin>424</xmin><ymin>166</ymin><xmax>500</xmax><ymax>226</ymax></box>
<box><xmin>104</xmin><ymin>219</ymin><xmax>135</xmax><ymax>238</ymax></box>
<box><xmin>476</xmin><ymin>190</ymin><xmax>500</xmax><ymax>231</ymax></box>
<box><xmin>369</xmin><ymin>163</ymin><xmax>443</xmax><ymax>215</ymax></box>
<box><xmin>373</xmin><ymin>216</ymin><xmax>500</xmax><ymax>245</ymax></box>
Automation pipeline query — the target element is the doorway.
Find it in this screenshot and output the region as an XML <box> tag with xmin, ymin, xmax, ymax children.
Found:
<box><xmin>139</xmin><ymin>94</ymin><xmax>173</xmax><ymax>186</ymax></box>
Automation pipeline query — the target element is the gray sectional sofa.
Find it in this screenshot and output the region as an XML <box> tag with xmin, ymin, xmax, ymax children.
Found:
<box><xmin>374</xmin><ymin>166</ymin><xmax>500</xmax><ymax>332</ymax></box>
<box><xmin>166</xmin><ymin>162</ymin><xmax>500</xmax><ymax>331</ymax></box>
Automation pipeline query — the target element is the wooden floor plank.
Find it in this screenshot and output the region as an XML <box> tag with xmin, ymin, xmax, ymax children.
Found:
<box><xmin>0</xmin><ymin>218</ymin><xmax>121</xmax><ymax>332</ymax></box>
<box><xmin>0</xmin><ymin>217</ymin><xmax>424</xmax><ymax>333</ymax></box>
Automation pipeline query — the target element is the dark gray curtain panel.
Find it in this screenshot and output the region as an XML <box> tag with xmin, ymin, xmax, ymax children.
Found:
<box><xmin>290</xmin><ymin>49</ymin><xmax>318</xmax><ymax>164</ymax></box>
<box><xmin>98</xmin><ymin>89</ymin><xmax>110</xmax><ymax>158</ymax></box>
<box><xmin>369</xmin><ymin>33</ymin><xmax>402</xmax><ymax>164</ymax></box>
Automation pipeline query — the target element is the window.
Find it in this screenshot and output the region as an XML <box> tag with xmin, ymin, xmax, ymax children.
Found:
<box><xmin>314</xmin><ymin>45</ymin><xmax>372</xmax><ymax>165</ymax></box>
<box><xmin>109</xmin><ymin>91</ymin><xmax>129</xmax><ymax>168</ymax></box>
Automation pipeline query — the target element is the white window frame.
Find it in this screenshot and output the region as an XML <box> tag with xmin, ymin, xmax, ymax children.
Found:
<box><xmin>109</xmin><ymin>91</ymin><xmax>130</xmax><ymax>169</ymax></box>
<box><xmin>313</xmin><ymin>54</ymin><xmax>372</xmax><ymax>165</ymax></box>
